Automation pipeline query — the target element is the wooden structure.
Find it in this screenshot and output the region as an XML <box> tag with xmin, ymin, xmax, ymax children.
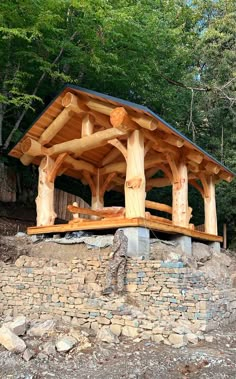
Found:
<box><xmin>9</xmin><ymin>86</ymin><xmax>235</xmax><ymax>242</ymax></box>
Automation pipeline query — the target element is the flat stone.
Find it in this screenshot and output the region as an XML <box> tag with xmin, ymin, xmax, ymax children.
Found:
<box><xmin>27</xmin><ymin>320</ymin><xmax>55</xmax><ymax>337</ymax></box>
<box><xmin>168</xmin><ymin>333</ymin><xmax>187</xmax><ymax>348</ymax></box>
<box><xmin>0</xmin><ymin>326</ymin><xmax>26</xmax><ymax>353</ymax></box>
<box><xmin>56</xmin><ymin>336</ymin><xmax>77</xmax><ymax>352</ymax></box>
<box><xmin>110</xmin><ymin>324</ymin><xmax>122</xmax><ymax>336</ymax></box>
<box><xmin>122</xmin><ymin>326</ymin><xmax>139</xmax><ymax>338</ymax></box>
<box><xmin>97</xmin><ymin>326</ymin><xmax>119</xmax><ymax>344</ymax></box>
<box><xmin>186</xmin><ymin>333</ymin><xmax>199</xmax><ymax>344</ymax></box>
<box><xmin>7</xmin><ymin>315</ymin><xmax>27</xmax><ymax>336</ymax></box>
<box><xmin>23</xmin><ymin>348</ymin><xmax>35</xmax><ymax>361</ymax></box>
<box><xmin>152</xmin><ymin>334</ymin><xmax>164</xmax><ymax>343</ymax></box>
<box><xmin>97</xmin><ymin>317</ymin><xmax>111</xmax><ymax>325</ymax></box>
<box><xmin>173</xmin><ymin>326</ymin><xmax>191</xmax><ymax>335</ymax></box>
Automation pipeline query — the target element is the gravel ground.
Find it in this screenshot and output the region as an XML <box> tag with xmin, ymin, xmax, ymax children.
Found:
<box><xmin>1</xmin><ymin>322</ymin><xmax>236</xmax><ymax>379</ymax></box>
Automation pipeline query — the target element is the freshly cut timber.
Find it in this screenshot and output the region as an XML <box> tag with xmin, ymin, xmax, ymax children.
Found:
<box><xmin>8</xmin><ymin>85</ymin><xmax>234</xmax><ymax>242</ymax></box>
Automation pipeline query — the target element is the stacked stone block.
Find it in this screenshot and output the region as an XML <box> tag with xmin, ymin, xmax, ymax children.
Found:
<box><xmin>1</xmin><ymin>253</ymin><xmax>236</xmax><ymax>345</ymax></box>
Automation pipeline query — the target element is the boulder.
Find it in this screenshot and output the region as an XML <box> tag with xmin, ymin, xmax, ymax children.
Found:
<box><xmin>6</xmin><ymin>315</ymin><xmax>27</xmax><ymax>336</ymax></box>
<box><xmin>213</xmin><ymin>251</ymin><xmax>231</xmax><ymax>267</ymax></box>
<box><xmin>0</xmin><ymin>326</ymin><xmax>26</xmax><ymax>353</ymax></box>
<box><xmin>97</xmin><ymin>326</ymin><xmax>119</xmax><ymax>344</ymax></box>
<box><xmin>201</xmin><ymin>259</ymin><xmax>229</xmax><ymax>280</ymax></box>
<box><xmin>27</xmin><ymin>320</ymin><xmax>55</xmax><ymax>337</ymax></box>
<box><xmin>192</xmin><ymin>243</ymin><xmax>212</xmax><ymax>263</ymax></box>
<box><xmin>56</xmin><ymin>336</ymin><xmax>77</xmax><ymax>352</ymax></box>
<box><xmin>168</xmin><ymin>333</ymin><xmax>187</xmax><ymax>348</ymax></box>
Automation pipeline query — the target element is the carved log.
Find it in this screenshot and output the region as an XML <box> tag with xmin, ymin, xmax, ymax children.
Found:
<box><xmin>203</xmin><ymin>175</ymin><xmax>218</xmax><ymax>235</ymax></box>
<box><xmin>172</xmin><ymin>161</ymin><xmax>189</xmax><ymax>227</ymax></box>
<box><xmin>125</xmin><ymin>130</ymin><xmax>145</xmax><ymax>218</ymax></box>
<box><xmin>36</xmin><ymin>156</ymin><xmax>57</xmax><ymax>226</ymax></box>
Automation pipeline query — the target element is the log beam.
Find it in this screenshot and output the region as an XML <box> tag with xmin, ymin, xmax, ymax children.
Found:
<box><xmin>145</xmin><ymin>200</ymin><xmax>172</xmax><ymax>214</ymax></box>
<box><xmin>20</xmin><ymin>92</ymin><xmax>87</xmax><ymax>166</ymax></box>
<box><xmin>102</xmin><ymin>147</ymin><xmax>122</xmax><ymax>166</ymax></box>
<box><xmin>204</xmin><ymin>161</ymin><xmax>220</xmax><ymax>175</ymax></box>
<box><xmin>125</xmin><ymin>129</ymin><xmax>145</xmax><ymax>218</ymax></box>
<box><xmin>64</xmin><ymin>155</ymin><xmax>96</xmax><ymax>175</ymax></box>
<box><xmin>219</xmin><ymin>171</ymin><xmax>234</xmax><ymax>183</ymax></box>
<box><xmin>21</xmin><ymin>128</ymin><xmax>127</xmax><ymax>158</ymax></box>
<box><xmin>36</xmin><ymin>156</ymin><xmax>57</xmax><ymax>226</ymax></box>
<box><xmin>147</xmin><ymin>177</ymin><xmax>171</xmax><ymax>188</ymax></box>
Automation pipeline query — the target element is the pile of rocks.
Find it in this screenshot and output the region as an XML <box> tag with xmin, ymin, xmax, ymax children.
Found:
<box><xmin>0</xmin><ymin>315</ymin><xmax>92</xmax><ymax>361</ymax></box>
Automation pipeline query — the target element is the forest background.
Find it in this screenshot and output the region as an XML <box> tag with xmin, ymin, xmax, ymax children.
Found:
<box><xmin>0</xmin><ymin>0</ymin><xmax>235</xmax><ymax>244</ymax></box>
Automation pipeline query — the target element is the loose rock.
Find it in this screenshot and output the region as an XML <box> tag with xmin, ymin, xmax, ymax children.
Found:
<box><xmin>0</xmin><ymin>326</ymin><xmax>26</xmax><ymax>353</ymax></box>
<box><xmin>56</xmin><ymin>336</ymin><xmax>77</xmax><ymax>352</ymax></box>
<box><xmin>27</xmin><ymin>319</ymin><xmax>55</xmax><ymax>337</ymax></box>
<box><xmin>97</xmin><ymin>326</ymin><xmax>119</xmax><ymax>344</ymax></box>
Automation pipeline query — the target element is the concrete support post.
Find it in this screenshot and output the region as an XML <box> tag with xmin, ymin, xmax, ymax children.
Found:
<box><xmin>122</xmin><ymin>227</ymin><xmax>150</xmax><ymax>259</ymax></box>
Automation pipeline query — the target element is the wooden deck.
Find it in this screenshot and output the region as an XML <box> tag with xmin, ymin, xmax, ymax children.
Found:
<box><xmin>27</xmin><ymin>217</ymin><xmax>223</xmax><ymax>242</ymax></box>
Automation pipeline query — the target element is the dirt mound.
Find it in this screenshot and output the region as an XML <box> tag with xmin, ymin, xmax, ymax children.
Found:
<box><xmin>0</xmin><ymin>236</ymin><xmax>30</xmax><ymax>263</ymax></box>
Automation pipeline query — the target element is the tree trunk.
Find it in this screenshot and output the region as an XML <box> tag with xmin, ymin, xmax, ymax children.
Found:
<box><xmin>36</xmin><ymin>156</ymin><xmax>57</xmax><ymax>226</ymax></box>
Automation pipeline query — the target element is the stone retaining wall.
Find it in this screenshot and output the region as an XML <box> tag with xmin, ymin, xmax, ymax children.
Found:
<box><xmin>1</xmin><ymin>253</ymin><xmax>236</xmax><ymax>346</ymax></box>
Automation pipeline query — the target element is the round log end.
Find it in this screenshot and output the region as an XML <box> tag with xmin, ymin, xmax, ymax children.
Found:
<box><xmin>62</xmin><ymin>92</ymin><xmax>74</xmax><ymax>108</ymax></box>
<box><xmin>110</xmin><ymin>107</ymin><xmax>127</xmax><ymax>128</ymax></box>
<box><xmin>21</xmin><ymin>138</ymin><xmax>32</xmax><ymax>154</ymax></box>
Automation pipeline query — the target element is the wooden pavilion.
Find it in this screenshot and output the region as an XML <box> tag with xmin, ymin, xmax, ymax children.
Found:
<box><xmin>9</xmin><ymin>86</ymin><xmax>235</xmax><ymax>243</ymax></box>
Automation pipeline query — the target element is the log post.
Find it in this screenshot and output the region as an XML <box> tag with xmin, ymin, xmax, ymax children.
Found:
<box><xmin>172</xmin><ymin>160</ymin><xmax>189</xmax><ymax>227</ymax></box>
<box><xmin>36</xmin><ymin>156</ymin><xmax>57</xmax><ymax>226</ymax></box>
<box><xmin>125</xmin><ymin>130</ymin><xmax>146</xmax><ymax>218</ymax></box>
<box><xmin>203</xmin><ymin>175</ymin><xmax>218</xmax><ymax>235</ymax></box>
<box><xmin>91</xmin><ymin>169</ymin><xmax>104</xmax><ymax>219</ymax></box>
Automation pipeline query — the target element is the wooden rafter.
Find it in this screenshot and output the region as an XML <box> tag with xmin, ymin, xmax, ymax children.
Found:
<box><xmin>101</xmin><ymin>147</ymin><xmax>122</xmax><ymax>166</ymax></box>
